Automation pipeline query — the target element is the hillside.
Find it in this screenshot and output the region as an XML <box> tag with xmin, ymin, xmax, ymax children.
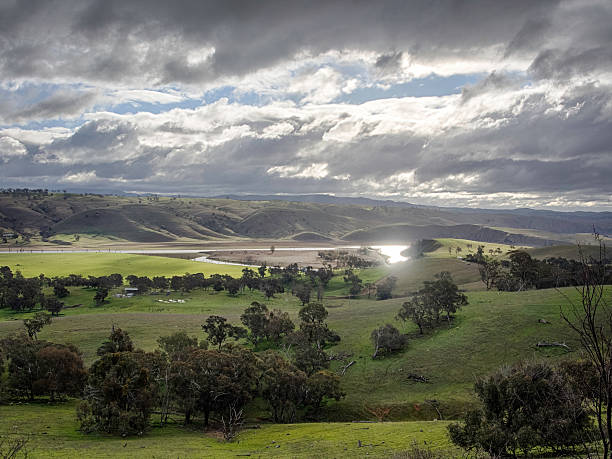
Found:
<box><xmin>1</xmin><ymin>190</ymin><xmax>611</xmax><ymax>247</ymax></box>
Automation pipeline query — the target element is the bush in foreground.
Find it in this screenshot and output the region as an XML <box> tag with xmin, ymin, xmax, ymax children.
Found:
<box><xmin>448</xmin><ymin>361</ymin><xmax>596</xmax><ymax>457</ymax></box>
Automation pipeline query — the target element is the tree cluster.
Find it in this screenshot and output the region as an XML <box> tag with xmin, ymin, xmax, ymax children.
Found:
<box><xmin>0</xmin><ymin>332</ymin><xmax>86</xmax><ymax>401</ymax></box>
<box><xmin>472</xmin><ymin>250</ymin><xmax>612</xmax><ymax>292</ymax></box>
<box><xmin>317</xmin><ymin>250</ymin><xmax>378</xmax><ymax>268</ymax></box>
<box><xmin>397</xmin><ymin>272</ymin><xmax>468</xmax><ymax>333</ymax></box>
<box><xmin>0</xmin><ymin>267</ymin><xmax>43</xmax><ymax>311</ymax></box>
<box><xmin>77</xmin><ymin>324</ymin><xmax>344</xmax><ymax>436</ymax></box>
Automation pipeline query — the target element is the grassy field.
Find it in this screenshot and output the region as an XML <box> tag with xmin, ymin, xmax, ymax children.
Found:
<box><xmin>0</xmin><ymin>401</ymin><xmax>456</xmax><ymax>458</ymax></box>
<box><xmin>425</xmin><ymin>238</ymin><xmax>523</xmax><ymax>259</ymax></box>
<box><xmin>389</xmin><ymin>257</ymin><xmax>482</xmax><ymax>294</ymax></box>
<box><xmin>0</xmin><ymin>253</ymin><xmax>245</xmax><ymax>278</ymax></box>
<box><xmin>0</xmin><ymin>249</ymin><xmax>599</xmax><ymax>456</ymax></box>
<box><xmin>0</xmin><ymin>283</ymin><xmax>591</xmax><ymax>419</ymax></box>
<box><xmin>527</xmin><ymin>243</ymin><xmax>606</xmax><ymax>261</ymax></box>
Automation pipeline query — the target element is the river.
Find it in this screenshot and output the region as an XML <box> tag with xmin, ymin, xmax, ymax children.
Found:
<box><xmin>0</xmin><ymin>245</ymin><xmax>410</xmax><ymax>265</ymax></box>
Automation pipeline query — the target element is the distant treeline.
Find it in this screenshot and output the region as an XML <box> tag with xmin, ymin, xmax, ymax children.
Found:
<box><xmin>464</xmin><ymin>247</ymin><xmax>612</xmax><ymax>291</ymax></box>
<box><xmin>0</xmin><ymin>264</ymin><xmax>338</xmax><ymax>314</ymax></box>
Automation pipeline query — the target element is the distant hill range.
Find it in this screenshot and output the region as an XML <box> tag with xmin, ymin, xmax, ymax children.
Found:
<box><xmin>1</xmin><ymin>190</ymin><xmax>611</xmax><ymax>246</ymax></box>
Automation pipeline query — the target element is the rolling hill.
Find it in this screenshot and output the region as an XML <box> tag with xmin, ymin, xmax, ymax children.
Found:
<box><xmin>1</xmin><ymin>190</ymin><xmax>611</xmax><ymax>247</ymax></box>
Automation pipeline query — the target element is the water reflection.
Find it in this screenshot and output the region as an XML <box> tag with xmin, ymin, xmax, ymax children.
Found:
<box><xmin>371</xmin><ymin>245</ymin><xmax>409</xmax><ymax>263</ymax></box>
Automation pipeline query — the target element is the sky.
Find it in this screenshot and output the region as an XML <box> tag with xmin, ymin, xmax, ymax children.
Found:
<box><xmin>1</xmin><ymin>0</ymin><xmax>611</xmax><ymax>210</ymax></box>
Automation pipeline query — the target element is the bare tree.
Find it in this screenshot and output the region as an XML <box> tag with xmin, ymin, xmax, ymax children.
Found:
<box><xmin>0</xmin><ymin>433</ymin><xmax>30</xmax><ymax>459</ymax></box>
<box><xmin>560</xmin><ymin>234</ymin><xmax>611</xmax><ymax>458</ymax></box>
<box><xmin>220</xmin><ymin>402</ymin><xmax>244</xmax><ymax>442</ymax></box>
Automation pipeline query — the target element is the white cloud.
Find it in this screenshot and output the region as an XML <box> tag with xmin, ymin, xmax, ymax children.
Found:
<box><xmin>289</xmin><ymin>67</ymin><xmax>345</xmax><ymax>104</ymax></box>
<box><xmin>267</xmin><ymin>163</ymin><xmax>329</xmax><ymax>179</ymax></box>
<box><xmin>0</xmin><ymin>136</ymin><xmax>27</xmax><ymax>161</ymax></box>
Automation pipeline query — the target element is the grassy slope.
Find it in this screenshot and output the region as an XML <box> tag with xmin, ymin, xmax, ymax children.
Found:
<box><xmin>0</xmin><ymin>249</ymin><xmax>599</xmax><ymax>456</ymax></box>
<box><xmin>0</xmin><ymin>253</ymin><xmax>245</xmax><ymax>278</ymax></box>
<box><xmin>390</xmin><ymin>257</ymin><xmax>481</xmax><ymax>294</ymax></box>
<box><xmin>0</xmin><ymin>284</ymin><xmax>590</xmax><ymax>418</ymax></box>
<box><xmin>0</xmin><ymin>402</ymin><xmax>456</xmax><ymax>458</ymax></box>
<box><xmin>527</xmin><ymin>244</ymin><xmax>605</xmax><ymax>261</ymax></box>
<box><xmin>425</xmin><ymin>238</ymin><xmax>523</xmax><ymax>258</ymax></box>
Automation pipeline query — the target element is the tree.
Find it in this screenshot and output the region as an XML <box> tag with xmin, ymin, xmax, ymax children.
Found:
<box><xmin>297</xmin><ymin>302</ymin><xmax>339</xmax><ymax>348</ymax></box>
<box><xmin>375</xmin><ymin>276</ymin><xmax>397</xmax><ymax>300</ymax></box>
<box><xmin>397</xmin><ymin>296</ymin><xmax>434</xmax><ymax>334</ymax></box>
<box><xmin>43</xmin><ymin>295</ymin><xmax>64</xmax><ymax>316</ymax></box>
<box><xmin>371</xmin><ymin>324</ymin><xmax>407</xmax><ymax>359</ymax></box>
<box><xmin>560</xmin><ymin>237</ymin><xmax>612</xmax><ymax>457</ymax></box>
<box><xmin>343</xmin><ymin>269</ymin><xmax>362</xmax><ymax>298</ymax></box>
<box><xmin>258</xmin><ymin>264</ymin><xmax>267</xmax><ymax>278</ymax></box>
<box><xmin>152</xmin><ymin>276</ymin><xmax>169</xmax><ymax>290</ymax></box>
<box><xmin>170</xmin><ymin>275</ymin><xmax>183</xmax><ymax>291</ymax></box>
<box><xmin>241</xmin><ymin>302</ymin><xmax>269</xmax><ymax>344</ymax></box>
<box><xmin>169</xmin><ymin>347</ymin><xmax>259</xmax><ymax>426</ymax></box>
<box><xmin>1</xmin><ymin>333</ymin><xmax>85</xmax><ymax>400</ymax></box>
<box><xmin>414</xmin><ymin>272</ymin><xmax>467</xmax><ymax>326</ymax></box>
<box><xmin>23</xmin><ymin>312</ymin><xmax>52</xmax><ymax>339</ymax></box>
<box><xmin>53</xmin><ymin>282</ymin><xmax>69</xmax><ymax>298</ymax></box>
<box><xmin>508</xmin><ymin>250</ymin><xmax>538</xmax><ymax>291</ymax></box>
<box><xmin>96</xmin><ymin>326</ymin><xmax>134</xmax><ymax>356</ymax></box>
<box><xmin>157</xmin><ymin>331</ymin><xmax>200</xmax><ymax>359</ymax></box>
<box><xmin>35</xmin><ymin>344</ymin><xmax>86</xmax><ymax>400</ymax></box>
<box><xmin>266</xmin><ymin>309</ymin><xmax>294</xmax><ymax>343</ymax></box>
<box><xmin>259</xmin><ymin>277</ymin><xmax>282</xmax><ymax>299</ymax></box>
<box><xmin>478</xmin><ymin>258</ymin><xmax>500</xmax><ymax>290</ymax></box>
<box><xmin>93</xmin><ymin>286</ymin><xmax>108</xmax><ymax>306</ymax></box>
<box><xmin>295</xmin><ymin>282</ymin><xmax>311</xmax><ymax>306</ymax></box>
<box><xmin>1</xmin><ymin>333</ymin><xmax>42</xmax><ymax>399</ymax></box>
<box><xmin>78</xmin><ymin>351</ymin><xmax>155</xmax><ymax>435</ymax></box>
<box><xmin>202</xmin><ymin>315</ymin><xmax>246</xmax><ymax>349</ymax></box>
<box><xmin>448</xmin><ymin>361</ymin><xmax>595</xmax><ymax>457</ymax></box>
<box><xmin>292</xmin><ymin>339</ymin><xmax>330</xmax><ymax>375</ymax></box>
<box><xmin>304</xmin><ymin>370</ymin><xmax>344</xmax><ymax>414</ymax></box>
<box><xmin>225</xmin><ymin>277</ymin><xmax>241</xmax><ymax>296</ymax></box>
<box><xmin>241</xmin><ymin>268</ymin><xmax>258</xmax><ymax>291</ymax></box>
<box><xmin>260</xmin><ymin>352</ymin><xmax>307</xmax><ymax>423</ymax></box>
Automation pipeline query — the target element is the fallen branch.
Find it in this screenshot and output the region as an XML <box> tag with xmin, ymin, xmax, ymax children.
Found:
<box><xmin>328</xmin><ymin>351</ymin><xmax>353</xmax><ymax>361</ymax></box>
<box><xmin>339</xmin><ymin>360</ymin><xmax>355</xmax><ymax>376</ymax></box>
<box><xmin>536</xmin><ymin>341</ymin><xmax>571</xmax><ymax>351</ymax></box>
<box><xmin>406</xmin><ymin>373</ymin><xmax>430</xmax><ymax>383</ymax></box>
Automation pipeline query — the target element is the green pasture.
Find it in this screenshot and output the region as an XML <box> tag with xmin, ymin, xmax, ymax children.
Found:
<box><xmin>0</xmin><ymin>401</ymin><xmax>456</xmax><ymax>458</ymax></box>
<box><xmin>426</xmin><ymin>238</ymin><xmax>521</xmax><ymax>259</ymax></box>
<box><xmin>0</xmin><ymin>252</ymin><xmax>245</xmax><ymax>278</ymax></box>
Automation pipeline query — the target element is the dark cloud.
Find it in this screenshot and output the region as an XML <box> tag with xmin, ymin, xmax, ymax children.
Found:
<box><xmin>0</xmin><ymin>0</ymin><xmax>562</xmax><ymax>86</ymax></box>
<box><xmin>8</xmin><ymin>90</ymin><xmax>98</xmax><ymax>123</ymax></box>
<box><xmin>375</xmin><ymin>51</ymin><xmax>403</xmax><ymax>72</ymax></box>
<box><xmin>1</xmin><ymin>0</ymin><xmax>611</xmax><ymax>209</ymax></box>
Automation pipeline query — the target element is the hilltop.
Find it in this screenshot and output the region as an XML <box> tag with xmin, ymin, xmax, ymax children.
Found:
<box><xmin>1</xmin><ymin>190</ymin><xmax>611</xmax><ymax>247</ymax></box>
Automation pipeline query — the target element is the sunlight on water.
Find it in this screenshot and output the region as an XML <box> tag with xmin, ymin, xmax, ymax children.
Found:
<box><xmin>371</xmin><ymin>245</ymin><xmax>409</xmax><ymax>263</ymax></box>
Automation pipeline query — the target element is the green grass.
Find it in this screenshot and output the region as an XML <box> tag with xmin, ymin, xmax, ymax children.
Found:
<box><xmin>324</xmin><ymin>266</ymin><xmax>389</xmax><ymax>297</ymax></box>
<box><xmin>389</xmin><ymin>257</ymin><xmax>482</xmax><ymax>294</ymax></box>
<box><xmin>527</xmin><ymin>244</ymin><xmax>605</xmax><ymax>261</ymax></box>
<box><xmin>1</xmin><ymin>284</ymin><xmax>593</xmax><ymax>418</ymax></box>
<box><xmin>0</xmin><ymin>401</ymin><xmax>456</xmax><ymax>458</ymax></box>
<box><xmin>0</xmin><ymin>253</ymin><xmax>245</xmax><ymax>278</ymax></box>
<box><xmin>426</xmin><ymin>238</ymin><xmax>521</xmax><ymax>259</ymax></box>
<box><xmin>0</xmin><ymin>252</ymin><xmax>600</xmax><ymax>455</ymax></box>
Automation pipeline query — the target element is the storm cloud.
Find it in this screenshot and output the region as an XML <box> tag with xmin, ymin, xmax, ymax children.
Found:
<box><xmin>0</xmin><ymin>0</ymin><xmax>611</xmax><ymax>210</ymax></box>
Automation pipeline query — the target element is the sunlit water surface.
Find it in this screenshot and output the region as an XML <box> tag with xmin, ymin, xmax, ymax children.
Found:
<box><xmin>0</xmin><ymin>245</ymin><xmax>410</xmax><ymax>265</ymax></box>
